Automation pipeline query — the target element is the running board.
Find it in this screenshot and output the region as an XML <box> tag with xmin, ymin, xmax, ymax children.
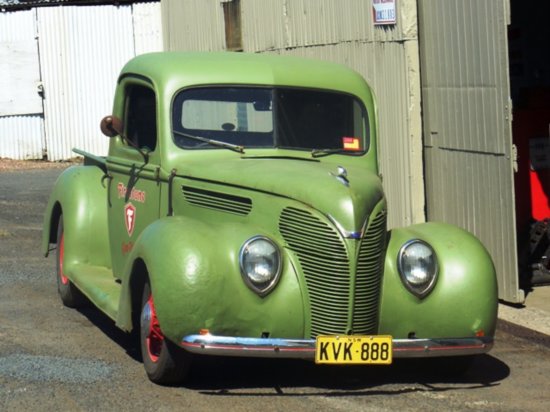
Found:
<box><xmin>68</xmin><ymin>263</ymin><xmax>121</xmax><ymax>321</ymax></box>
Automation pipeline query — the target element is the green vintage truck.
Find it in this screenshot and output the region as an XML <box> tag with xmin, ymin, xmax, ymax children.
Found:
<box><xmin>43</xmin><ymin>52</ymin><xmax>498</xmax><ymax>384</ymax></box>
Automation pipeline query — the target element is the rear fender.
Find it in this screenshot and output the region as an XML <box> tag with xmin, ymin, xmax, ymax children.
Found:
<box><xmin>42</xmin><ymin>166</ymin><xmax>110</xmax><ymax>269</ymax></box>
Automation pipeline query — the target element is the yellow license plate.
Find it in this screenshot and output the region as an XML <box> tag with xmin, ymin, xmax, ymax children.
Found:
<box><xmin>315</xmin><ymin>335</ymin><xmax>393</xmax><ymax>365</ymax></box>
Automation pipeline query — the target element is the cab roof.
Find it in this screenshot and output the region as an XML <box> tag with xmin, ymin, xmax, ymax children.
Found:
<box><xmin>119</xmin><ymin>52</ymin><xmax>373</xmax><ymax>99</ymax></box>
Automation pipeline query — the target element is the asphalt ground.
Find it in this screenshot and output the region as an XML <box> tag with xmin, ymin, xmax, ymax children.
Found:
<box><xmin>1</xmin><ymin>165</ymin><xmax>550</xmax><ymax>411</ymax></box>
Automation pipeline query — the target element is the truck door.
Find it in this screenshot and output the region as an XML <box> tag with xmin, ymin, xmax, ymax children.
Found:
<box><xmin>106</xmin><ymin>80</ymin><xmax>161</xmax><ymax>279</ymax></box>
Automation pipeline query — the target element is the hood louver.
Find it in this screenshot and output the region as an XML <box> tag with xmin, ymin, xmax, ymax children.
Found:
<box><xmin>182</xmin><ymin>186</ymin><xmax>252</xmax><ymax>216</ymax></box>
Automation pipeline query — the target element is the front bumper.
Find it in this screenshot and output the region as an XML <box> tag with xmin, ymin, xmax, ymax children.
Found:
<box><xmin>181</xmin><ymin>334</ymin><xmax>493</xmax><ymax>359</ymax></box>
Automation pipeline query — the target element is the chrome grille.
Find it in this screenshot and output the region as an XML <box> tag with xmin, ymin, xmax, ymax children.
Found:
<box><xmin>353</xmin><ymin>210</ymin><xmax>387</xmax><ymax>334</ymax></box>
<box><xmin>279</xmin><ymin>206</ymin><xmax>387</xmax><ymax>338</ymax></box>
<box><xmin>182</xmin><ymin>186</ymin><xmax>252</xmax><ymax>216</ymax></box>
<box><xmin>279</xmin><ymin>207</ymin><xmax>350</xmax><ymax>337</ymax></box>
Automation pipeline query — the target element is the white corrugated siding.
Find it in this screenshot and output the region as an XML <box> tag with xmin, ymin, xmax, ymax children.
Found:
<box><xmin>0</xmin><ymin>9</ymin><xmax>42</xmax><ymax>115</ymax></box>
<box><xmin>0</xmin><ymin>115</ymin><xmax>45</xmax><ymax>159</ymax></box>
<box><xmin>0</xmin><ymin>10</ymin><xmax>36</xmax><ymax>42</ymax></box>
<box><xmin>37</xmin><ymin>5</ymin><xmax>136</xmax><ymax>161</ymax></box>
<box><xmin>1</xmin><ymin>3</ymin><xmax>162</xmax><ymax>161</ymax></box>
<box><xmin>35</xmin><ymin>3</ymin><xmax>162</xmax><ymax>161</ymax></box>
<box><xmin>133</xmin><ymin>2</ymin><xmax>163</xmax><ymax>55</ymax></box>
<box><xmin>0</xmin><ymin>9</ymin><xmax>45</xmax><ymax>159</ymax></box>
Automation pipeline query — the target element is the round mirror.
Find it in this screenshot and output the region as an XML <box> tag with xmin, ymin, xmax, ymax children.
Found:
<box><xmin>100</xmin><ymin>115</ymin><xmax>123</xmax><ymax>138</ymax></box>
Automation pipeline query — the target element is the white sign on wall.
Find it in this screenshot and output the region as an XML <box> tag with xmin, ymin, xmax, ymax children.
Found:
<box><xmin>372</xmin><ymin>0</ymin><xmax>397</xmax><ymax>25</ymax></box>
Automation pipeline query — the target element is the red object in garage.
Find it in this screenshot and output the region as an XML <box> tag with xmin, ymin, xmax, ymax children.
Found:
<box><xmin>512</xmin><ymin>109</ymin><xmax>550</xmax><ymax>231</ymax></box>
<box><xmin>529</xmin><ymin>137</ymin><xmax>550</xmax><ymax>220</ymax></box>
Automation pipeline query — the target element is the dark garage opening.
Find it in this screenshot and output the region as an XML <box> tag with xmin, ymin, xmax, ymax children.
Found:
<box><xmin>509</xmin><ymin>0</ymin><xmax>550</xmax><ymax>288</ymax></box>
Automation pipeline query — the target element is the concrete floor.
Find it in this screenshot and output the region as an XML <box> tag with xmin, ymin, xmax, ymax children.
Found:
<box><xmin>499</xmin><ymin>284</ymin><xmax>550</xmax><ymax>336</ymax></box>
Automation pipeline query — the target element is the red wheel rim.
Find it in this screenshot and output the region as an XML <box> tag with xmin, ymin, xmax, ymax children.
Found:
<box><xmin>59</xmin><ymin>233</ymin><xmax>69</xmax><ymax>285</ymax></box>
<box><xmin>145</xmin><ymin>294</ymin><xmax>164</xmax><ymax>363</ymax></box>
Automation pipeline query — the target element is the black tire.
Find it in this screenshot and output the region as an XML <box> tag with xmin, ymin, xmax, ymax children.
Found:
<box><xmin>56</xmin><ymin>216</ymin><xmax>87</xmax><ymax>308</ymax></box>
<box><xmin>140</xmin><ymin>282</ymin><xmax>191</xmax><ymax>385</ymax></box>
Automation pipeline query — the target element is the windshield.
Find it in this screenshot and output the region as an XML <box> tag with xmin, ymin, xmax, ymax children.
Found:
<box><xmin>172</xmin><ymin>87</ymin><xmax>369</xmax><ymax>154</ymax></box>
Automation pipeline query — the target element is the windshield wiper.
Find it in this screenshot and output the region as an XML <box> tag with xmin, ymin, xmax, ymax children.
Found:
<box><xmin>174</xmin><ymin>130</ymin><xmax>245</xmax><ymax>154</ymax></box>
<box><xmin>311</xmin><ymin>148</ymin><xmax>366</xmax><ymax>158</ymax></box>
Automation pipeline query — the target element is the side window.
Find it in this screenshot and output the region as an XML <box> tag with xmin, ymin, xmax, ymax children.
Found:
<box><xmin>125</xmin><ymin>86</ymin><xmax>157</xmax><ymax>151</ymax></box>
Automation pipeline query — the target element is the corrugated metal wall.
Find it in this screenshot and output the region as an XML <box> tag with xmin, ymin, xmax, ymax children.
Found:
<box><xmin>37</xmin><ymin>5</ymin><xmax>136</xmax><ymax>161</ymax></box>
<box><xmin>0</xmin><ymin>9</ymin><xmax>44</xmax><ymax>159</ymax></box>
<box><xmin>418</xmin><ymin>0</ymin><xmax>521</xmax><ymax>302</ymax></box>
<box><xmin>0</xmin><ymin>2</ymin><xmax>162</xmax><ymax>161</ymax></box>
<box><xmin>162</xmin><ymin>0</ymin><xmax>425</xmax><ymax>230</ymax></box>
<box><xmin>162</xmin><ymin>0</ymin><xmax>226</xmax><ymax>51</ymax></box>
<box><xmin>241</xmin><ymin>0</ymin><xmax>418</xmax><ymax>49</ymax></box>
<box><xmin>38</xmin><ymin>3</ymin><xmax>162</xmax><ymax>161</ymax></box>
<box><xmin>133</xmin><ymin>2</ymin><xmax>163</xmax><ymax>55</ymax></box>
<box><xmin>0</xmin><ymin>115</ymin><xmax>45</xmax><ymax>159</ymax></box>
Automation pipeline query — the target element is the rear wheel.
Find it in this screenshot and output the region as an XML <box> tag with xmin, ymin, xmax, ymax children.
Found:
<box><xmin>140</xmin><ymin>282</ymin><xmax>191</xmax><ymax>385</ymax></box>
<box><xmin>56</xmin><ymin>216</ymin><xmax>86</xmax><ymax>308</ymax></box>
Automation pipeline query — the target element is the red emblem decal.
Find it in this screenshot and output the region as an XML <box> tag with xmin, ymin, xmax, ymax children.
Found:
<box><xmin>124</xmin><ymin>203</ymin><xmax>136</xmax><ymax>237</ymax></box>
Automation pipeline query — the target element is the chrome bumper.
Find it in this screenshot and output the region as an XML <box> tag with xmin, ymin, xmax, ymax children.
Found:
<box><xmin>181</xmin><ymin>334</ymin><xmax>493</xmax><ymax>359</ymax></box>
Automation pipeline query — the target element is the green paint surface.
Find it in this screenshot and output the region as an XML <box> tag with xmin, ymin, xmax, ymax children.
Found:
<box><xmin>43</xmin><ymin>52</ymin><xmax>497</xmax><ymax>347</ymax></box>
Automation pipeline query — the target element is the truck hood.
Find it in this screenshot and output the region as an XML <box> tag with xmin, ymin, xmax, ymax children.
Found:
<box><xmin>180</xmin><ymin>156</ymin><xmax>384</xmax><ymax>235</ymax></box>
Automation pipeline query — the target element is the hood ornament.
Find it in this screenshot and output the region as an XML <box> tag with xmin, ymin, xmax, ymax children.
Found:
<box><xmin>330</xmin><ymin>166</ymin><xmax>349</xmax><ymax>187</ymax></box>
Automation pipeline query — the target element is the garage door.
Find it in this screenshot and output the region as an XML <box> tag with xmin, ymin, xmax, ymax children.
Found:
<box><xmin>418</xmin><ymin>0</ymin><xmax>522</xmax><ymax>302</ymax></box>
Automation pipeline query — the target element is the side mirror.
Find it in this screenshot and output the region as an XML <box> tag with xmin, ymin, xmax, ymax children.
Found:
<box><xmin>100</xmin><ymin>115</ymin><xmax>123</xmax><ymax>138</ymax></box>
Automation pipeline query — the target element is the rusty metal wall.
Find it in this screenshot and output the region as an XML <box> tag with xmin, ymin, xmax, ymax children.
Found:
<box><xmin>418</xmin><ymin>0</ymin><xmax>521</xmax><ymax>302</ymax></box>
<box><xmin>162</xmin><ymin>0</ymin><xmax>226</xmax><ymax>51</ymax></box>
<box><xmin>162</xmin><ymin>0</ymin><xmax>425</xmax><ymax>229</ymax></box>
<box><xmin>0</xmin><ymin>9</ymin><xmax>45</xmax><ymax>159</ymax></box>
<box><xmin>242</xmin><ymin>0</ymin><xmax>417</xmax><ymax>50</ymax></box>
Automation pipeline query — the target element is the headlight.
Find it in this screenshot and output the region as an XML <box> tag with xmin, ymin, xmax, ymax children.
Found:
<box><xmin>239</xmin><ymin>236</ymin><xmax>282</xmax><ymax>296</ymax></box>
<box><xmin>398</xmin><ymin>240</ymin><xmax>438</xmax><ymax>298</ymax></box>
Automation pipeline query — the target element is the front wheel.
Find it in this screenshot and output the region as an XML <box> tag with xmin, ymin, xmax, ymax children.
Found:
<box><xmin>140</xmin><ymin>282</ymin><xmax>191</xmax><ymax>385</ymax></box>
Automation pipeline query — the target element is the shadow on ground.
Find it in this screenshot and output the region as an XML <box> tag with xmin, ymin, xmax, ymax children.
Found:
<box><xmin>76</xmin><ymin>304</ymin><xmax>510</xmax><ymax>396</ymax></box>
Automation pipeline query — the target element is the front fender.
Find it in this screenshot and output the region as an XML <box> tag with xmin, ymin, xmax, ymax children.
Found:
<box><xmin>379</xmin><ymin>222</ymin><xmax>498</xmax><ymax>339</ymax></box>
<box><xmin>42</xmin><ymin>165</ymin><xmax>110</xmax><ymax>269</ymax></box>
<box><xmin>116</xmin><ymin>216</ymin><xmax>305</xmax><ymax>344</ymax></box>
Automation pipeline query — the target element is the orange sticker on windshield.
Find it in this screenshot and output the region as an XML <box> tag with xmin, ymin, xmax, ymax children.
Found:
<box><xmin>342</xmin><ymin>137</ymin><xmax>360</xmax><ymax>150</ymax></box>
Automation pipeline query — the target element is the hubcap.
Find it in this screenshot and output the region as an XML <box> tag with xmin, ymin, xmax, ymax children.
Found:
<box><xmin>59</xmin><ymin>233</ymin><xmax>69</xmax><ymax>285</ymax></box>
<box><xmin>141</xmin><ymin>294</ymin><xmax>164</xmax><ymax>362</ymax></box>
